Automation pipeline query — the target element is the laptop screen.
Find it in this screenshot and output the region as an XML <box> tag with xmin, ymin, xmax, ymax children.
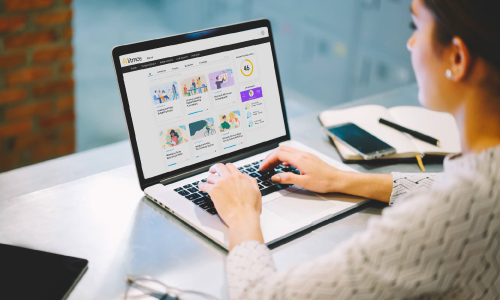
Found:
<box><xmin>117</xmin><ymin>23</ymin><xmax>287</xmax><ymax>181</ymax></box>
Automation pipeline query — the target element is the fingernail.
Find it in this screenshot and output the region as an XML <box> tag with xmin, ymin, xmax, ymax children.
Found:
<box><xmin>271</xmin><ymin>175</ymin><xmax>280</xmax><ymax>182</ymax></box>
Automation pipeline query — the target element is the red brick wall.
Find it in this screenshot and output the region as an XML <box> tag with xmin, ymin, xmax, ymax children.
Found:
<box><xmin>0</xmin><ymin>0</ymin><xmax>74</xmax><ymax>172</ymax></box>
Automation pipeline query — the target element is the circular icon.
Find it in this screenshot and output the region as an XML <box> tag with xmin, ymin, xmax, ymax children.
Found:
<box><xmin>240</xmin><ymin>59</ymin><xmax>254</xmax><ymax>77</ymax></box>
<box><xmin>248</xmin><ymin>90</ymin><xmax>254</xmax><ymax>97</ymax></box>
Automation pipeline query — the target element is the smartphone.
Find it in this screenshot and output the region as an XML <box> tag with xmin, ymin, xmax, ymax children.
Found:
<box><xmin>324</xmin><ymin>122</ymin><xmax>396</xmax><ymax>160</ymax></box>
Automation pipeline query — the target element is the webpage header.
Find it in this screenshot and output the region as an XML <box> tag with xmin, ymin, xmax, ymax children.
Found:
<box><xmin>119</xmin><ymin>27</ymin><xmax>268</xmax><ymax>69</ymax></box>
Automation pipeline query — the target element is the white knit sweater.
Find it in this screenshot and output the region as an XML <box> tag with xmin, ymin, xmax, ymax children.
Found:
<box><xmin>226</xmin><ymin>145</ymin><xmax>500</xmax><ymax>300</ymax></box>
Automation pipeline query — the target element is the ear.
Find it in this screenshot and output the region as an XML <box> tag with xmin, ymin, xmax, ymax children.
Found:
<box><xmin>449</xmin><ymin>37</ymin><xmax>472</xmax><ymax>81</ymax></box>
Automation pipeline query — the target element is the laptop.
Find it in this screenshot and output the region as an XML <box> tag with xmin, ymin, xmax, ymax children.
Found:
<box><xmin>112</xmin><ymin>19</ymin><xmax>368</xmax><ymax>250</ymax></box>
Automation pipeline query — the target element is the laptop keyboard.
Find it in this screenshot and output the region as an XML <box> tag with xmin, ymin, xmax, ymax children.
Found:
<box><xmin>173</xmin><ymin>160</ymin><xmax>300</xmax><ymax>215</ymax></box>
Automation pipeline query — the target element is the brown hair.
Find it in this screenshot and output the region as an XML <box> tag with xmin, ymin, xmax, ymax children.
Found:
<box><xmin>423</xmin><ymin>0</ymin><xmax>500</xmax><ymax>74</ymax></box>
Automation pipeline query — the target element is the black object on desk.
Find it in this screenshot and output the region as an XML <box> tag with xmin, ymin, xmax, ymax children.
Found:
<box><xmin>0</xmin><ymin>243</ymin><xmax>88</xmax><ymax>300</ymax></box>
<box><xmin>379</xmin><ymin>118</ymin><xmax>441</xmax><ymax>146</ymax></box>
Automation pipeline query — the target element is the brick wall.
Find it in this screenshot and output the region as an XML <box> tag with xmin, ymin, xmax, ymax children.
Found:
<box><xmin>0</xmin><ymin>0</ymin><xmax>74</xmax><ymax>172</ymax></box>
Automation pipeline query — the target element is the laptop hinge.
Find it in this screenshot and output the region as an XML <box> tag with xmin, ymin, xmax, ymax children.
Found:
<box><xmin>159</xmin><ymin>142</ymin><xmax>279</xmax><ymax>186</ymax></box>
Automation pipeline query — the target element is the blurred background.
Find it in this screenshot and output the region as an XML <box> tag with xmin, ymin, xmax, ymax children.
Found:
<box><xmin>0</xmin><ymin>0</ymin><xmax>415</xmax><ymax>172</ymax></box>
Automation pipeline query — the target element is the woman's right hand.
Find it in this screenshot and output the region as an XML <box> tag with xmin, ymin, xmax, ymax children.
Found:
<box><xmin>259</xmin><ymin>145</ymin><xmax>352</xmax><ymax>194</ymax></box>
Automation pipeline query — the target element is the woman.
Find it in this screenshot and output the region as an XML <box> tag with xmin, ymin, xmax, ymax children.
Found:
<box><xmin>169</xmin><ymin>130</ymin><xmax>180</xmax><ymax>146</ymax></box>
<box><xmin>198</xmin><ymin>0</ymin><xmax>500</xmax><ymax>299</ymax></box>
<box><xmin>161</xmin><ymin>90</ymin><xmax>168</xmax><ymax>102</ymax></box>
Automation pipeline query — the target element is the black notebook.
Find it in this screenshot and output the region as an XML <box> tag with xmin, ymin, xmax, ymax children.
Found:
<box><xmin>0</xmin><ymin>243</ymin><xmax>88</xmax><ymax>300</ymax></box>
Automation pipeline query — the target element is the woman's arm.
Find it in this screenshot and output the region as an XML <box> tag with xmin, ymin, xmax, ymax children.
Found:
<box><xmin>260</xmin><ymin>146</ymin><xmax>440</xmax><ymax>204</ymax></box>
<box><xmin>259</xmin><ymin>146</ymin><xmax>394</xmax><ymax>202</ymax></box>
<box><xmin>225</xmin><ymin>187</ymin><xmax>465</xmax><ymax>300</ymax></box>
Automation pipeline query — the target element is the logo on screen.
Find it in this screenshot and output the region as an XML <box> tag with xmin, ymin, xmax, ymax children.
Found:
<box><xmin>122</xmin><ymin>57</ymin><xmax>142</xmax><ymax>66</ymax></box>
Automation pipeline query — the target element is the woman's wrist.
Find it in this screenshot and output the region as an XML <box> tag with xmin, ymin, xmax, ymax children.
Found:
<box><xmin>332</xmin><ymin>171</ymin><xmax>393</xmax><ymax>203</ymax></box>
<box><xmin>228</xmin><ymin>211</ymin><xmax>264</xmax><ymax>251</ymax></box>
<box><xmin>325</xmin><ymin>169</ymin><xmax>358</xmax><ymax>194</ymax></box>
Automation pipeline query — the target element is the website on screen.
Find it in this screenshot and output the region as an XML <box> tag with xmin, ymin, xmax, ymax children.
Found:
<box><xmin>120</xmin><ymin>27</ymin><xmax>286</xmax><ymax>179</ymax></box>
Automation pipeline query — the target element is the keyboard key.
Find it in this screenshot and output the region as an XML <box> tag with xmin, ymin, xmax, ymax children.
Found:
<box><xmin>275</xmin><ymin>165</ymin><xmax>283</xmax><ymax>169</ymax></box>
<box><xmin>238</xmin><ymin>167</ymin><xmax>244</xmax><ymax>170</ymax></box>
<box><xmin>201</xmin><ymin>178</ymin><xmax>207</xmax><ymax>183</ymax></box>
<box><xmin>262</xmin><ymin>180</ymin><xmax>273</xmax><ymax>187</ymax></box>
<box><xmin>186</xmin><ymin>193</ymin><xmax>201</xmax><ymax>200</ymax></box>
<box><xmin>275</xmin><ymin>184</ymin><xmax>290</xmax><ymax>190</ymax></box>
<box><xmin>177</xmin><ymin>190</ymin><xmax>189</xmax><ymax>196</ymax></box>
<box><xmin>199</xmin><ymin>202</ymin><xmax>214</xmax><ymax>210</ymax></box>
<box><xmin>199</xmin><ymin>191</ymin><xmax>208</xmax><ymax>197</ymax></box>
<box><xmin>258</xmin><ymin>175</ymin><xmax>270</xmax><ymax>181</ymax></box>
<box><xmin>261</xmin><ymin>185</ymin><xmax>280</xmax><ymax>196</ymax></box>
<box><xmin>192</xmin><ymin>181</ymin><xmax>199</xmax><ymax>185</ymax></box>
<box><xmin>193</xmin><ymin>197</ymin><xmax>208</xmax><ymax>205</ymax></box>
<box><xmin>252</xmin><ymin>161</ymin><xmax>260</xmax><ymax>165</ymax></box>
<box><xmin>174</xmin><ymin>187</ymin><xmax>183</xmax><ymax>192</ymax></box>
<box><xmin>183</xmin><ymin>184</ymin><xmax>192</xmax><ymax>189</ymax></box>
<box><xmin>206</xmin><ymin>208</ymin><xmax>218</xmax><ymax>215</ymax></box>
<box><xmin>187</xmin><ymin>187</ymin><xmax>198</xmax><ymax>193</ymax></box>
<box><xmin>248</xmin><ymin>173</ymin><xmax>259</xmax><ymax>178</ymax></box>
<box><xmin>258</xmin><ymin>183</ymin><xmax>266</xmax><ymax>190</ymax></box>
<box><xmin>281</xmin><ymin>167</ymin><xmax>293</xmax><ymax>173</ymax></box>
<box><xmin>244</xmin><ymin>164</ymin><xmax>251</xmax><ymax>168</ymax></box>
<box><xmin>246</xmin><ymin>167</ymin><xmax>256</xmax><ymax>172</ymax></box>
<box><xmin>292</xmin><ymin>170</ymin><xmax>300</xmax><ymax>175</ymax></box>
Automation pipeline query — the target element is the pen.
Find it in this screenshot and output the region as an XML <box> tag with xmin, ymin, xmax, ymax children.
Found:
<box><xmin>379</xmin><ymin>118</ymin><xmax>441</xmax><ymax>147</ymax></box>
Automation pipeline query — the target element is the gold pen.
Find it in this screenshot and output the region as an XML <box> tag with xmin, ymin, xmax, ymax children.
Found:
<box><xmin>416</xmin><ymin>154</ymin><xmax>425</xmax><ymax>172</ymax></box>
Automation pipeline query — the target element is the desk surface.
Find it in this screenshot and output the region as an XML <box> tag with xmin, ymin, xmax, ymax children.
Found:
<box><xmin>0</xmin><ymin>84</ymin><xmax>444</xmax><ymax>299</ymax></box>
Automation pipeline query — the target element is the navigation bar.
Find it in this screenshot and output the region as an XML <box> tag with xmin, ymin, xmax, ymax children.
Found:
<box><xmin>121</xmin><ymin>37</ymin><xmax>270</xmax><ymax>74</ymax></box>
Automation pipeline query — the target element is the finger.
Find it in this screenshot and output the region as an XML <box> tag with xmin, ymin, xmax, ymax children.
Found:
<box><xmin>260</xmin><ymin>146</ymin><xmax>299</xmax><ymax>168</ymax></box>
<box><xmin>226</xmin><ymin>163</ymin><xmax>240</xmax><ymax>175</ymax></box>
<box><xmin>276</xmin><ymin>145</ymin><xmax>301</xmax><ymax>153</ymax></box>
<box><xmin>207</xmin><ymin>173</ymin><xmax>221</xmax><ymax>184</ymax></box>
<box><xmin>198</xmin><ymin>181</ymin><xmax>214</xmax><ymax>193</ymax></box>
<box><xmin>243</xmin><ymin>173</ymin><xmax>259</xmax><ymax>187</ymax></box>
<box><xmin>209</xmin><ymin>163</ymin><xmax>231</xmax><ymax>177</ymax></box>
<box><xmin>271</xmin><ymin>172</ymin><xmax>304</xmax><ymax>186</ymax></box>
<box><xmin>260</xmin><ymin>149</ymin><xmax>300</xmax><ymax>171</ymax></box>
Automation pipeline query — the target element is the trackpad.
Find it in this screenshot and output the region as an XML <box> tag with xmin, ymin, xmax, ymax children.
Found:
<box><xmin>263</xmin><ymin>189</ymin><xmax>337</xmax><ymax>223</ymax></box>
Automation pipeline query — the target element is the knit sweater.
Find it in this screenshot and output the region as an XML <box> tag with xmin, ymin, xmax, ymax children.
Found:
<box><xmin>226</xmin><ymin>145</ymin><xmax>500</xmax><ymax>300</ymax></box>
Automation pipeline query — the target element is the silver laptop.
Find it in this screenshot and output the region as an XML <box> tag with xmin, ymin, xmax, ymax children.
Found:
<box><xmin>112</xmin><ymin>19</ymin><xmax>368</xmax><ymax>250</ymax></box>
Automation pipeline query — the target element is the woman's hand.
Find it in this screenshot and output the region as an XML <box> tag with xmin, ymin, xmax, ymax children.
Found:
<box><xmin>259</xmin><ymin>145</ymin><xmax>351</xmax><ymax>194</ymax></box>
<box><xmin>260</xmin><ymin>145</ymin><xmax>393</xmax><ymax>202</ymax></box>
<box><xmin>198</xmin><ymin>163</ymin><xmax>264</xmax><ymax>250</ymax></box>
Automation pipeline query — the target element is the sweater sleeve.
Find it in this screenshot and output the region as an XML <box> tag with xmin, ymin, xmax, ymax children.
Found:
<box><xmin>389</xmin><ymin>172</ymin><xmax>440</xmax><ymax>205</ymax></box>
<box><xmin>226</xmin><ymin>188</ymin><xmax>465</xmax><ymax>300</ymax></box>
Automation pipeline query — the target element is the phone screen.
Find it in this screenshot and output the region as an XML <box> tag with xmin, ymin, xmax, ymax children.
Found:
<box><xmin>327</xmin><ymin>123</ymin><xmax>394</xmax><ymax>155</ymax></box>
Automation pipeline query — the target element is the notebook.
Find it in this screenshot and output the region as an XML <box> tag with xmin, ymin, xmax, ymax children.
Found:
<box><xmin>319</xmin><ymin>105</ymin><xmax>461</xmax><ymax>162</ymax></box>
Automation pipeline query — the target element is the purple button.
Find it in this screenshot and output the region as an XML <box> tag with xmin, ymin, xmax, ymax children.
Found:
<box><xmin>240</xmin><ymin>87</ymin><xmax>263</xmax><ymax>102</ymax></box>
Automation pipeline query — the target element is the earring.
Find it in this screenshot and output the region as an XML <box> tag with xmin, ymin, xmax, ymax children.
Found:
<box><xmin>445</xmin><ymin>69</ymin><xmax>455</xmax><ymax>80</ymax></box>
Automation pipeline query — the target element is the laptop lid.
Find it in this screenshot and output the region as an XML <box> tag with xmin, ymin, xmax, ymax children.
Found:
<box><xmin>112</xmin><ymin>19</ymin><xmax>290</xmax><ymax>190</ymax></box>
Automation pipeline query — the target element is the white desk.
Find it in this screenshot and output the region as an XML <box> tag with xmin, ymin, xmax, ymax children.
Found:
<box><xmin>0</xmin><ymin>84</ymin><xmax>444</xmax><ymax>299</ymax></box>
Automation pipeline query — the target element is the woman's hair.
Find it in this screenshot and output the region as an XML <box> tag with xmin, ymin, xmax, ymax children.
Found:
<box><xmin>423</xmin><ymin>0</ymin><xmax>500</xmax><ymax>75</ymax></box>
<box><xmin>170</xmin><ymin>130</ymin><xmax>179</xmax><ymax>138</ymax></box>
